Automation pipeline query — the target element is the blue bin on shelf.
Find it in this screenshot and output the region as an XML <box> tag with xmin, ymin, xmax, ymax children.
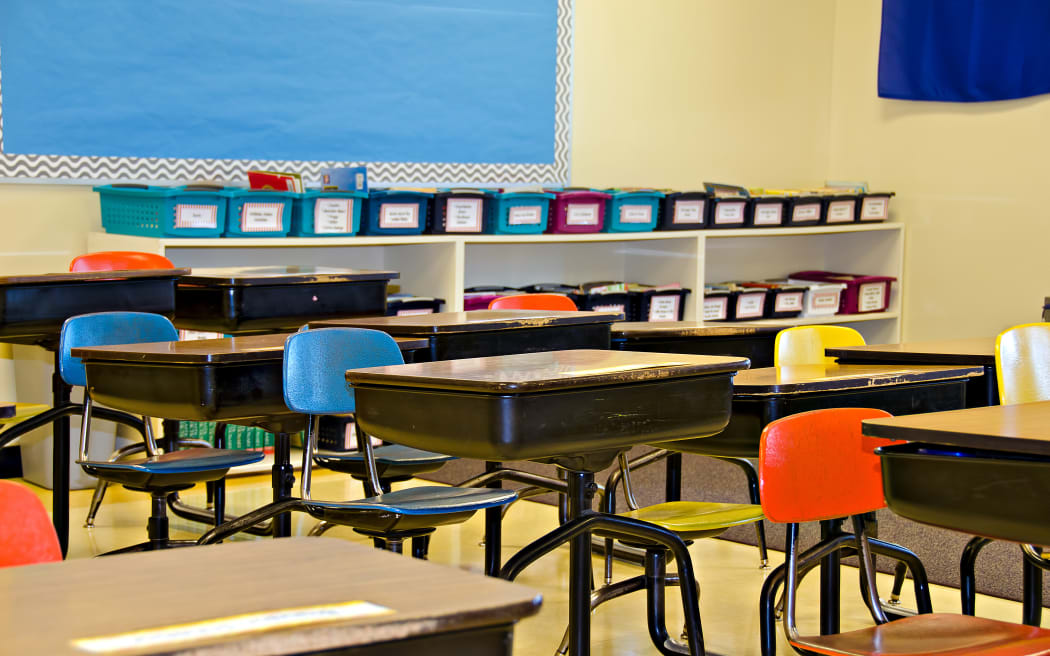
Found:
<box><xmin>603</xmin><ymin>190</ymin><xmax>664</xmax><ymax>232</ymax></box>
<box><xmin>360</xmin><ymin>190</ymin><xmax>431</xmax><ymax>236</ymax></box>
<box><xmin>224</xmin><ymin>189</ymin><xmax>296</xmax><ymax>237</ymax></box>
<box><xmin>490</xmin><ymin>191</ymin><xmax>555</xmax><ymax>234</ymax></box>
<box><xmin>95</xmin><ymin>184</ymin><xmax>229</xmax><ymax>238</ymax></box>
<box><xmin>290</xmin><ymin>190</ymin><xmax>367</xmax><ymax>237</ymax></box>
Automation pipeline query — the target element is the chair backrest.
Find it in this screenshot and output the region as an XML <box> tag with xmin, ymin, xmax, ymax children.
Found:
<box><xmin>488</xmin><ymin>293</ymin><xmax>577</xmax><ymax>311</ymax></box>
<box><xmin>996</xmin><ymin>323</ymin><xmax>1050</xmax><ymax>405</ymax></box>
<box><xmin>59</xmin><ymin>312</ymin><xmax>179</xmax><ymax>388</ymax></box>
<box><xmin>774</xmin><ymin>325</ymin><xmax>865</xmax><ymax>366</ymax></box>
<box><xmin>758</xmin><ymin>407</ymin><xmax>898</xmax><ymax>523</ymax></box>
<box><xmin>283</xmin><ymin>327</ymin><xmax>404</xmax><ymax>415</ymax></box>
<box><xmin>0</xmin><ymin>481</ymin><xmax>61</xmax><ymax>567</ymax></box>
<box><xmin>69</xmin><ymin>251</ymin><xmax>175</xmax><ymax>272</ymax></box>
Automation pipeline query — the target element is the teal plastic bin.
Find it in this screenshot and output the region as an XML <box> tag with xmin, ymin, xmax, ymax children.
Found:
<box><xmin>95</xmin><ymin>184</ymin><xmax>229</xmax><ymax>238</ymax></box>
<box><xmin>290</xmin><ymin>190</ymin><xmax>366</xmax><ymax>236</ymax></box>
<box><xmin>490</xmin><ymin>191</ymin><xmax>555</xmax><ymax>234</ymax></box>
<box><xmin>603</xmin><ymin>190</ymin><xmax>664</xmax><ymax>232</ymax></box>
<box><xmin>224</xmin><ymin>189</ymin><xmax>296</xmax><ymax>237</ymax></box>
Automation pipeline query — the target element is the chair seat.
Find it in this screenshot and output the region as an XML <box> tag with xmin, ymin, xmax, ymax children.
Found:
<box><xmin>302</xmin><ymin>485</ymin><xmax>517</xmax><ymax>533</ymax></box>
<box><xmin>794</xmin><ymin>613</ymin><xmax>1050</xmax><ymax>655</ymax></box>
<box><xmin>619</xmin><ymin>501</ymin><xmax>764</xmax><ymax>540</ymax></box>
<box><xmin>79</xmin><ymin>447</ymin><xmax>263</xmax><ymax>489</ymax></box>
<box><xmin>315</xmin><ymin>445</ymin><xmax>454</xmax><ymax>480</ymax></box>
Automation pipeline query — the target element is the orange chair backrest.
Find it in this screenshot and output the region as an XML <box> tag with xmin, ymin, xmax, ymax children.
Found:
<box><xmin>996</xmin><ymin>323</ymin><xmax>1050</xmax><ymax>405</ymax></box>
<box><xmin>69</xmin><ymin>251</ymin><xmax>175</xmax><ymax>272</ymax></box>
<box><xmin>489</xmin><ymin>293</ymin><xmax>577</xmax><ymax>311</ymax></box>
<box><xmin>0</xmin><ymin>481</ymin><xmax>61</xmax><ymax>567</ymax></box>
<box><xmin>774</xmin><ymin>325</ymin><xmax>865</xmax><ymax>366</ymax></box>
<box><xmin>758</xmin><ymin>407</ymin><xmax>901</xmax><ymax>523</ymax></box>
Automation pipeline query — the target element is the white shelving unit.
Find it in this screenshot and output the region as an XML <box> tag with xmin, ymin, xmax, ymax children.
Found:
<box><xmin>88</xmin><ymin>222</ymin><xmax>905</xmax><ymax>343</ymax></box>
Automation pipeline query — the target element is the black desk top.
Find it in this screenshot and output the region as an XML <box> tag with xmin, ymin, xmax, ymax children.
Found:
<box><xmin>314</xmin><ymin>310</ymin><xmax>624</xmax><ymax>335</ymax></box>
<box><xmin>733</xmin><ymin>363</ymin><xmax>985</xmax><ymax>396</ymax></box>
<box><xmin>0</xmin><ymin>269</ymin><xmax>190</xmax><ymax>286</ymax></box>
<box><xmin>611</xmin><ymin>321</ymin><xmax>779</xmax><ymax>339</ymax></box>
<box><xmin>179</xmin><ymin>266</ymin><xmax>398</xmax><ymax>286</ymax></box>
<box><xmin>826</xmin><ymin>338</ymin><xmax>995</xmax><ymax>366</ymax></box>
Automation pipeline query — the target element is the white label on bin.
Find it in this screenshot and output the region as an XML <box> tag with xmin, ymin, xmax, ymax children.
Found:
<box><xmin>396</xmin><ymin>308</ymin><xmax>434</xmax><ymax>316</ymax></box>
<box><xmin>672</xmin><ymin>200</ymin><xmax>705</xmax><ymax>224</ymax></box>
<box><xmin>736</xmin><ymin>293</ymin><xmax>765</xmax><ymax>318</ymax></box>
<box><xmin>314</xmin><ymin>198</ymin><xmax>352</xmax><ymax>234</ymax></box>
<box><xmin>378</xmin><ymin>203</ymin><xmax>419</xmax><ymax>229</ymax></box>
<box><xmin>753</xmin><ymin>204</ymin><xmax>783</xmax><ymax>226</ymax></box>
<box><xmin>858</xmin><ymin>282</ymin><xmax>886</xmax><ymax>312</ymax></box>
<box><xmin>175</xmin><ymin>204</ymin><xmax>217</xmax><ymax>229</ymax></box>
<box><xmin>648</xmin><ymin>295</ymin><xmax>680</xmax><ymax>322</ymax></box>
<box><xmin>566</xmin><ymin>203</ymin><xmax>600</xmax><ymax>226</ymax></box>
<box><xmin>703</xmin><ymin>297</ymin><xmax>728</xmax><ymax>321</ymax></box>
<box><xmin>592</xmin><ymin>304</ymin><xmax>624</xmax><ymax>314</ymax></box>
<box><xmin>508</xmin><ymin>205</ymin><xmax>542</xmax><ymax>226</ymax></box>
<box><xmin>774</xmin><ymin>292</ymin><xmax>804</xmax><ymax>313</ymax></box>
<box><xmin>793</xmin><ymin>203</ymin><xmax>821</xmax><ymax>222</ymax></box>
<box><xmin>826</xmin><ymin>200</ymin><xmax>856</xmax><ymax>224</ymax></box>
<box><xmin>445</xmin><ymin>198</ymin><xmax>483</xmax><ymax>232</ymax></box>
<box><xmin>811</xmin><ymin>290</ymin><xmax>840</xmax><ymax>310</ymax></box>
<box><xmin>861</xmin><ymin>197</ymin><xmax>888</xmax><ymax>220</ymax></box>
<box><xmin>240</xmin><ymin>203</ymin><xmax>283</xmax><ymax>232</ymax></box>
<box><xmin>619</xmin><ymin>204</ymin><xmax>652</xmax><ymax>224</ymax></box>
<box><xmin>714</xmin><ymin>201</ymin><xmax>746</xmax><ymax>225</ymax></box>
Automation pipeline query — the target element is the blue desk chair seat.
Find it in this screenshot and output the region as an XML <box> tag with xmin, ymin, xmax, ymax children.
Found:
<box><xmin>65</xmin><ymin>312</ymin><xmax>264</xmax><ymax>553</ymax></box>
<box><xmin>314</xmin><ymin>444</ymin><xmax>454</xmax><ymax>486</ymax></box>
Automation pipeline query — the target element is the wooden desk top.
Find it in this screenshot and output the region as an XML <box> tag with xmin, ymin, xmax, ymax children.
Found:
<box><xmin>0</xmin><ymin>269</ymin><xmax>190</xmax><ymax>286</ymax></box>
<box><xmin>72</xmin><ymin>333</ymin><xmax>430</xmax><ymax>364</ymax></box>
<box><xmin>826</xmin><ymin>338</ymin><xmax>995</xmax><ymax>365</ymax></box>
<box><xmin>863</xmin><ymin>401</ymin><xmax>1050</xmax><ymax>457</ymax></box>
<box><xmin>347</xmin><ymin>349</ymin><xmax>749</xmax><ymax>393</ymax></box>
<box><xmin>611</xmin><ymin>321</ymin><xmax>779</xmax><ymax>339</ymax></box>
<box><xmin>2</xmin><ymin>538</ymin><xmax>541</xmax><ymax>656</ymax></box>
<box><xmin>179</xmin><ymin>266</ymin><xmax>398</xmax><ymax>286</ymax></box>
<box><xmin>733</xmin><ymin>363</ymin><xmax>984</xmax><ymax>396</ymax></box>
<box><xmin>313</xmin><ymin>310</ymin><xmax>624</xmax><ymax>335</ymax></box>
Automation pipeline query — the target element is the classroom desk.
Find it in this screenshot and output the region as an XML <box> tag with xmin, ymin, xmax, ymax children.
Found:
<box><xmin>0</xmin><ymin>268</ymin><xmax>189</xmax><ymax>556</ymax></box>
<box><xmin>826</xmin><ymin>337</ymin><xmax>996</xmax><ymax>407</ymax></box>
<box><xmin>1</xmin><ymin>537</ymin><xmax>541</xmax><ymax>655</ymax></box>
<box><xmin>347</xmin><ymin>349</ymin><xmax>749</xmax><ymax>656</ymax></box>
<box><xmin>174</xmin><ymin>266</ymin><xmax>398</xmax><ymax>334</ymax></box>
<box><xmin>311</xmin><ymin>309</ymin><xmax>622</xmax><ymax>361</ymax></box>
<box><xmin>72</xmin><ymin>334</ymin><xmax>428</xmax><ymax>539</ymax></box>
<box><xmin>611</xmin><ymin>321</ymin><xmax>778</xmax><ymax>367</ymax></box>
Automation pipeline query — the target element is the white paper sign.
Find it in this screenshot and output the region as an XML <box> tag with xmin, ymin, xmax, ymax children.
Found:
<box><xmin>714</xmin><ymin>201</ymin><xmax>746</xmax><ymax>225</ymax></box>
<box><xmin>592</xmin><ymin>303</ymin><xmax>624</xmax><ymax>313</ymax></box>
<box><xmin>313</xmin><ymin>198</ymin><xmax>352</xmax><ymax>234</ymax></box>
<box><xmin>379</xmin><ymin>203</ymin><xmax>419</xmax><ymax>229</ymax></box>
<box><xmin>397</xmin><ymin>308</ymin><xmax>435</xmax><ymax>316</ymax></box>
<box><xmin>858</xmin><ymin>282</ymin><xmax>886</xmax><ymax>312</ymax></box>
<box><xmin>619</xmin><ymin>204</ymin><xmax>652</xmax><ymax>224</ymax></box>
<box><xmin>566</xmin><ymin>204</ymin><xmax>600</xmax><ymax>226</ymax></box>
<box><xmin>736</xmin><ymin>293</ymin><xmax>764</xmax><ymax>318</ymax></box>
<box><xmin>753</xmin><ymin>204</ymin><xmax>782</xmax><ymax>226</ymax></box>
<box><xmin>861</xmin><ymin>197</ymin><xmax>888</xmax><ymax>220</ymax></box>
<box><xmin>672</xmin><ymin>200</ymin><xmax>705</xmax><ymax>224</ymax></box>
<box><xmin>826</xmin><ymin>200</ymin><xmax>856</xmax><ymax>223</ymax></box>
<box><xmin>774</xmin><ymin>292</ymin><xmax>803</xmax><ymax>312</ymax></box>
<box><xmin>175</xmin><ymin>204</ymin><xmax>217</xmax><ymax>229</ymax></box>
<box><xmin>811</xmin><ymin>290</ymin><xmax>841</xmax><ymax>310</ymax></box>
<box><xmin>444</xmin><ymin>198</ymin><xmax>483</xmax><ymax>232</ymax></box>
<box><xmin>648</xmin><ymin>295</ymin><xmax>680</xmax><ymax>321</ymax></box>
<box><xmin>240</xmin><ymin>203</ymin><xmax>283</xmax><ymax>232</ymax></box>
<box><xmin>703</xmin><ymin>297</ymin><xmax>728</xmax><ymax>321</ymax></box>
<box><xmin>792</xmin><ymin>203</ymin><xmax>821</xmax><ymax>222</ymax></box>
<box><xmin>508</xmin><ymin>205</ymin><xmax>542</xmax><ymax>225</ymax></box>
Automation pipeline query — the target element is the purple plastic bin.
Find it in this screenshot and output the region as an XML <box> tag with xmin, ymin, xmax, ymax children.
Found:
<box><xmin>546</xmin><ymin>190</ymin><xmax>612</xmax><ymax>234</ymax></box>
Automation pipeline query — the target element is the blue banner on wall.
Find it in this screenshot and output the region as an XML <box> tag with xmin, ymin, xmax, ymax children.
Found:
<box><xmin>879</xmin><ymin>0</ymin><xmax>1050</xmax><ymax>102</ymax></box>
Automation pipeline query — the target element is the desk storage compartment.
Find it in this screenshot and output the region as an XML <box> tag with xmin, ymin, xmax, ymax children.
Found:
<box><xmin>784</xmin><ymin>195</ymin><xmax>825</xmax><ymax>226</ymax></box>
<box><xmin>790</xmin><ymin>270</ymin><xmax>896</xmax><ymax>314</ymax></box>
<box><xmin>289</xmin><ymin>190</ymin><xmax>366</xmax><ymax>236</ymax></box>
<box><xmin>463</xmin><ymin>286</ymin><xmax>522</xmax><ymax>311</ymax></box>
<box><xmin>630</xmin><ymin>286</ymin><xmax>691</xmax><ymax>322</ymax></box>
<box><xmin>603</xmin><ymin>190</ymin><xmax>663</xmax><ymax>233</ymax></box>
<box><xmin>739</xmin><ymin>282</ymin><xmax>806</xmax><ymax>318</ymax></box>
<box><xmin>749</xmin><ymin>196</ymin><xmax>788</xmax><ymax>228</ymax></box>
<box><xmin>490</xmin><ymin>191</ymin><xmax>554</xmax><ymax>234</ymax></box>
<box><xmin>96</xmin><ymin>184</ymin><xmax>229</xmax><ymax>238</ymax></box>
<box><xmin>658</xmin><ymin>191</ymin><xmax>709</xmax><ymax>230</ymax></box>
<box><xmin>823</xmin><ymin>194</ymin><xmax>860</xmax><ymax>225</ymax></box>
<box><xmin>427</xmin><ymin>189</ymin><xmax>491</xmax><ymax>234</ymax></box>
<box><xmin>702</xmin><ymin>288</ymin><xmax>731</xmax><ymax>321</ymax></box>
<box><xmin>878</xmin><ymin>443</ymin><xmax>1050</xmax><ymax>547</ymax></box>
<box><xmin>859</xmin><ymin>192</ymin><xmax>895</xmax><ymax>222</ymax></box>
<box><xmin>386</xmin><ymin>294</ymin><xmax>445</xmax><ymax>316</ymax></box>
<box><xmin>360</xmin><ymin>190</ymin><xmax>431</xmax><ymax>236</ymax></box>
<box><xmin>708</xmin><ymin>197</ymin><xmax>750</xmax><ymax>228</ymax></box>
<box><xmin>224</xmin><ymin>189</ymin><xmax>296</xmax><ymax>237</ymax></box>
<box><xmin>546</xmin><ymin>190</ymin><xmax>611</xmax><ymax>234</ymax></box>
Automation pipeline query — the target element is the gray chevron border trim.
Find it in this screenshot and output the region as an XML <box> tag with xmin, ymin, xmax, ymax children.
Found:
<box><xmin>0</xmin><ymin>0</ymin><xmax>572</xmax><ymax>184</ymax></box>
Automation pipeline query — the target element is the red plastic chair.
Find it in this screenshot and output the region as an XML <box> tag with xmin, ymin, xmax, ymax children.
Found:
<box><xmin>69</xmin><ymin>251</ymin><xmax>174</xmax><ymax>272</ymax></box>
<box><xmin>0</xmin><ymin>480</ymin><xmax>61</xmax><ymax>567</ymax></box>
<box><xmin>488</xmin><ymin>293</ymin><xmax>577</xmax><ymax>311</ymax></box>
<box><xmin>758</xmin><ymin>408</ymin><xmax>1050</xmax><ymax>656</ymax></box>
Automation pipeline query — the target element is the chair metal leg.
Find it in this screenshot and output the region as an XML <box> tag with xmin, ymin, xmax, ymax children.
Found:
<box><xmin>722</xmin><ymin>457</ymin><xmax>768</xmax><ymax>568</ymax></box>
<box><xmin>411</xmin><ymin>535</ymin><xmax>430</xmax><ymax>559</ymax></box>
<box><xmin>309</xmin><ymin>520</ymin><xmax>335</xmax><ymax>536</ymax></box>
<box><xmin>960</xmin><ymin>536</ymin><xmax>992</xmax><ymax>616</ymax></box>
<box><xmin>84</xmin><ymin>479</ymin><xmax>108</xmax><ymax>528</ymax></box>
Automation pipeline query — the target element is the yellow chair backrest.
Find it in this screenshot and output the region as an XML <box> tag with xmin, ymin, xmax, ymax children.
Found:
<box><xmin>996</xmin><ymin>323</ymin><xmax>1050</xmax><ymax>405</ymax></box>
<box><xmin>774</xmin><ymin>326</ymin><xmax>866</xmax><ymax>366</ymax></box>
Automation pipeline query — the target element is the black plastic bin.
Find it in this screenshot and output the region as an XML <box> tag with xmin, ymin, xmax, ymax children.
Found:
<box><xmin>426</xmin><ymin>189</ymin><xmax>491</xmax><ymax>234</ymax></box>
<box><xmin>657</xmin><ymin>191</ymin><xmax>709</xmax><ymax>230</ymax></box>
<box><xmin>386</xmin><ymin>294</ymin><xmax>445</xmax><ymax>316</ymax></box>
<box><xmin>631</xmin><ymin>287</ymin><xmax>691</xmax><ymax>322</ymax></box>
<box><xmin>748</xmin><ymin>196</ymin><xmax>788</xmax><ymax>228</ymax></box>
<box><xmin>784</xmin><ymin>195</ymin><xmax>825</xmax><ymax>226</ymax></box>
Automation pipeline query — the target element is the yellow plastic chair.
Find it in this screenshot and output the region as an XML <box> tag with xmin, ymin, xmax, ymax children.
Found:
<box><xmin>996</xmin><ymin>323</ymin><xmax>1050</xmax><ymax>405</ymax></box>
<box><xmin>774</xmin><ymin>325</ymin><xmax>865</xmax><ymax>366</ymax></box>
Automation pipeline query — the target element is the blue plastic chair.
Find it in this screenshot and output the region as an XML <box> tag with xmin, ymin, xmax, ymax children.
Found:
<box><xmin>64</xmin><ymin>312</ymin><xmax>264</xmax><ymax>553</ymax></box>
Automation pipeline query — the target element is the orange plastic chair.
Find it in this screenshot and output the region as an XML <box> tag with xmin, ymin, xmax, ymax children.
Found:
<box><xmin>996</xmin><ymin>322</ymin><xmax>1050</xmax><ymax>405</ymax></box>
<box><xmin>488</xmin><ymin>293</ymin><xmax>577</xmax><ymax>311</ymax></box>
<box><xmin>759</xmin><ymin>408</ymin><xmax>1050</xmax><ymax>656</ymax></box>
<box><xmin>0</xmin><ymin>480</ymin><xmax>61</xmax><ymax>567</ymax></box>
<box><xmin>69</xmin><ymin>251</ymin><xmax>174</xmax><ymax>272</ymax></box>
<box><xmin>774</xmin><ymin>325</ymin><xmax>865</xmax><ymax>366</ymax></box>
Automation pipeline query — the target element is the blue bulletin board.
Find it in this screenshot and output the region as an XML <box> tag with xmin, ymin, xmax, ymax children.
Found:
<box><xmin>0</xmin><ymin>0</ymin><xmax>571</xmax><ymax>184</ymax></box>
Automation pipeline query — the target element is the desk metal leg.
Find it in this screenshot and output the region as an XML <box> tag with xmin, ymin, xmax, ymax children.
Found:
<box><xmin>664</xmin><ymin>452</ymin><xmax>682</xmax><ymax>502</ymax></box>
<box><xmin>272</xmin><ymin>432</ymin><xmax>293</xmax><ymax>538</ymax></box>
<box><xmin>819</xmin><ymin>519</ymin><xmax>842</xmax><ymax>635</ymax></box>
<box><xmin>483</xmin><ymin>461</ymin><xmax>502</xmax><ymax>577</ymax></box>
<box><xmin>566</xmin><ymin>470</ymin><xmax>596</xmax><ymax>656</ymax></box>
<box><xmin>51</xmin><ymin>351</ymin><xmax>70</xmax><ymax>558</ymax></box>
<box><xmin>1023</xmin><ymin>552</ymin><xmax>1043</xmax><ymax>626</ymax></box>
